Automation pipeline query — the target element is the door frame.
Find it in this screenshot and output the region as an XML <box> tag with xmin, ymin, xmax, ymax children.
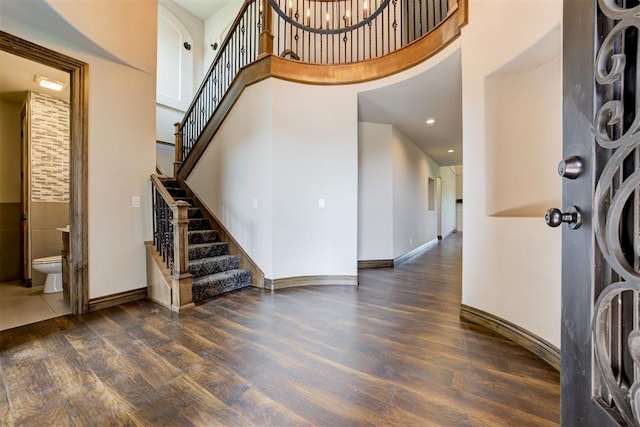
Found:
<box><xmin>0</xmin><ymin>30</ymin><xmax>89</xmax><ymax>314</ymax></box>
<box><xmin>19</xmin><ymin>106</ymin><xmax>31</xmax><ymax>287</ymax></box>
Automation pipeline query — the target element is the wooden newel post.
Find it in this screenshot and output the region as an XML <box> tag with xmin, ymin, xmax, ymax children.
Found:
<box><xmin>171</xmin><ymin>200</ymin><xmax>194</xmax><ymax>311</ymax></box>
<box><xmin>173</xmin><ymin>122</ymin><xmax>183</xmax><ymax>178</ymax></box>
<box><xmin>258</xmin><ymin>0</ymin><xmax>273</xmax><ymax>57</ymax></box>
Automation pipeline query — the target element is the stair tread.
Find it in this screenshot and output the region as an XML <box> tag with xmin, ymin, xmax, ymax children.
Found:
<box><xmin>192</xmin><ymin>268</ymin><xmax>250</xmax><ymax>284</ymax></box>
<box><xmin>189</xmin><ymin>242</ymin><xmax>226</xmax><ymax>249</ymax></box>
<box><xmin>191</xmin><ymin>269</ymin><xmax>252</xmax><ymax>302</ymax></box>
<box><xmin>188</xmin><ymin>229</ymin><xmax>219</xmax><ymax>244</ymax></box>
<box><xmin>188</xmin><ymin>230</ymin><xmax>217</xmax><ymax>236</ymax></box>
<box><xmin>187</xmin><ymin>207</ymin><xmax>202</xmax><ymax>218</ymax></box>
<box><xmin>188</xmin><ymin>254</ymin><xmax>239</xmax><ymax>277</ymax></box>
<box><xmin>189</xmin><ymin>254</ymin><xmax>237</xmax><ymax>265</ymax></box>
<box><xmin>188</xmin><ymin>218</ymin><xmax>210</xmax><ymax>228</ymax></box>
<box><xmin>188</xmin><ymin>242</ymin><xmax>228</xmax><ymax>261</ymax></box>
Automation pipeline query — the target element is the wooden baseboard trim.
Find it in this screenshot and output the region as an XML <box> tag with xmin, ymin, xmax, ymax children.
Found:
<box><xmin>264</xmin><ymin>275</ymin><xmax>358</xmax><ymax>290</ymax></box>
<box><xmin>89</xmin><ymin>287</ymin><xmax>148</xmax><ymax>312</ymax></box>
<box><xmin>394</xmin><ymin>238</ymin><xmax>438</xmax><ymax>266</ymax></box>
<box><xmin>460</xmin><ymin>304</ymin><xmax>560</xmax><ymax>371</ymax></box>
<box><xmin>358</xmin><ymin>260</ymin><xmax>394</xmax><ymax>269</ymax></box>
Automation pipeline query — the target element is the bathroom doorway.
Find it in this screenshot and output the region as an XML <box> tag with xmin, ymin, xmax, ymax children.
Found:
<box><xmin>0</xmin><ymin>31</ymin><xmax>88</xmax><ymax>319</ymax></box>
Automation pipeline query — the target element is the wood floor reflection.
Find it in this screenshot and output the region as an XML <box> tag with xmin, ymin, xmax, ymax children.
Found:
<box><xmin>0</xmin><ymin>233</ymin><xmax>559</xmax><ymax>426</ymax></box>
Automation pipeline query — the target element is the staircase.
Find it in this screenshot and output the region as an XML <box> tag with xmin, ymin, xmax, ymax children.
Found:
<box><xmin>161</xmin><ymin>178</ymin><xmax>251</xmax><ymax>302</ymax></box>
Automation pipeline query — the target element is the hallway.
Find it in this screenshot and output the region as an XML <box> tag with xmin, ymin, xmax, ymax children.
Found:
<box><xmin>0</xmin><ymin>233</ymin><xmax>559</xmax><ymax>426</ymax></box>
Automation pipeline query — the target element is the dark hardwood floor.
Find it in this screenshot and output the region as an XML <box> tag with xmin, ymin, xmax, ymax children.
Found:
<box><xmin>0</xmin><ymin>233</ymin><xmax>560</xmax><ymax>426</ymax></box>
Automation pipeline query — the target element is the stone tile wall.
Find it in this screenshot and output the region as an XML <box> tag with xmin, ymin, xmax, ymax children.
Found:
<box><xmin>29</xmin><ymin>92</ymin><xmax>70</xmax><ymax>202</ymax></box>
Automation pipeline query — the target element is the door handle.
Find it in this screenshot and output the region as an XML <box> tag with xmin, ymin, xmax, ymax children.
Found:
<box><xmin>545</xmin><ymin>206</ymin><xmax>582</xmax><ymax>229</ymax></box>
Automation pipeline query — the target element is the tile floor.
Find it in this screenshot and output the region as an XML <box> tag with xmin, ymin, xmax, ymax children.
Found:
<box><xmin>0</xmin><ymin>280</ymin><xmax>71</xmax><ymax>331</ymax></box>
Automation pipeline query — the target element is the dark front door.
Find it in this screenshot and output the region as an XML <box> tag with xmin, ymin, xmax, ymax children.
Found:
<box><xmin>560</xmin><ymin>0</ymin><xmax>640</xmax><ymax>425</ymax></box>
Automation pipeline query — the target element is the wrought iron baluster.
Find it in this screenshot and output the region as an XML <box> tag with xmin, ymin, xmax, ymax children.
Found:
<box><xmin>591</xmin><ymin>0</ymin><xmax>640</xmax><ymax>424</ymax></box>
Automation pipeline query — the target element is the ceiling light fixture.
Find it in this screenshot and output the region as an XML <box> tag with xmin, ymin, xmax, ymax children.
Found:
<box><xmin>425</xmin><ymin>118</ymin><xmax>436</xmax><ymax>125</ymax></box>
<box><xmin>34</xmin><ymin>75</ymin><xmax>64</xmax><ymax>92</ymax></box>
<box><xmin>448</xmin><ymin>149</ymin><xmax>454</xmax><ymax>153</ymax></box>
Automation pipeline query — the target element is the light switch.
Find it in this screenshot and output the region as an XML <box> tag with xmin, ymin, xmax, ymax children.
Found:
<box><xmin>318</xmin><ymin>198</ymin><xmax>325</xmax><ymax>208</ymax></box>
<box><xmin>132</xmin><ymin>196</ymin><xmax>140</xmax><ymax>208</ymax></box>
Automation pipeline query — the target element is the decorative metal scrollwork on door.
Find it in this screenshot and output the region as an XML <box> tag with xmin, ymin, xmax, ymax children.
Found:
<box><xmin>592</xmin><ymin>0</ymin><xmax>640</xmax><ymax>425</ymax></box>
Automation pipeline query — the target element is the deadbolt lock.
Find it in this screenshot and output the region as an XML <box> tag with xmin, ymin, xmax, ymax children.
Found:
<box><xmin>558</xmin><ymin>156</ymin><xmax>583</xmax><ymax>179</ymax></box>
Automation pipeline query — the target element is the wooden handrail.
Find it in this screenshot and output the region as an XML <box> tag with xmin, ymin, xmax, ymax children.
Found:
<box><xmin>150</xmin><ymin>173</ymin><xmax>177</xmax><ymax>205</ymax></box>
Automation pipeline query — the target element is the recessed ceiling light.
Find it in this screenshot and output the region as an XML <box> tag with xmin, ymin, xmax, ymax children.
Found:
<box><xmin>448</xmin><ymin>149</ymin><xmax>454</xmax><ymax>153</ymax></box>
<box><xmin>34</xmin><ymin>74</ymin><xmax>64</xmax><ymax>91</ymax></box>
<box><xmin>425</xmin><ymin>118</ymin><xmax>435</xmax><ymax>125</ymax></box>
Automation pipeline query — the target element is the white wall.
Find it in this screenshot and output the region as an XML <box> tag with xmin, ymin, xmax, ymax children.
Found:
<box><xmin>189</xmin><ymin>41</ymin><xmax>461</xmax><ymax>281</ymax></box>
<box><xmin>486</xmin><ymin>33</ymin><xmax>561</xmax><ymax>217</ymax></box>
<box><xmin>156</xmin><ymin>2</ymin><xmax>204</xmax><ymax>144</ymax></box>
<box><xmin>204</xmin><ymin>0</ymin><xmax>245</xmax><ymax>70</ymax></box>
<box><xmin>461</xmin><ymin>0</ymin><xmax>562</xmax><ymax>347</ymax></box>
<box><xmin>357</xmin><ymin>122</ymin><xmax>394</xmax><ymax>261</ymax></box>
<box><xmin>271</xmin><ymin>79</ymin><xmax>358</xmax><ymax>279</ymax></box>
<box><xmin>156</xmin><ymin>142</ymin><xmax>174</xmax><ymax>176</ymax></box>
<box><xmin>392</xmin><ymin>127</ymin><xmax>439</xmax><ymax>257</ymax></box>
<box><xmin>0</xmin><ymin>100</ymin><xmax>21</xmax><ymax>203</ymax></box>
<box><xmin>158</xmin><ymin>0</ymin><xmax>205</xmax><ymax>88</ymax></box>
<box><xmin>187</xmin><ymin>81</ymin><xmax>274</xmax><ymax>278</ymax></box>
<box><xmin>188</xmin><ymin>79</ymin><xmax>358</xmax><ymax>280</ymax></box>
<box><xmin>454</xmin><ymin>164</ymin><xmax>462</xmax><ymax>199</ymax></box>
<box><xmin>2</xmin><ymin>0</ymin><xmax>157</xmax><ymax>299</ymax></box>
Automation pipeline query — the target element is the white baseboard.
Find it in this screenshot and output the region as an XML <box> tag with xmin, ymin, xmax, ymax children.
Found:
<box><xmin>394</xmin><ymin>238</ymin><xmax>438</xmax><ymax>266</ymax></box>
<box><xmin>442</xmin><ymin>228</ymin><xmax>456</xmax><ymax>240</ymax></box>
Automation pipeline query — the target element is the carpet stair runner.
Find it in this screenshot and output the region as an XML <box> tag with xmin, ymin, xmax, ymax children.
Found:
<box><xmin>161</xmin><ymin>178</ymin><xmax>251</xmax><ymax>302</ymax></box>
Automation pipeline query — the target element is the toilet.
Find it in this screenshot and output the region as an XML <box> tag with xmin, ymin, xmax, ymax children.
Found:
<box><xmin>32</xmin><ymin>255</ymin><xmax>63</xmax><ymax>293</ymax></box>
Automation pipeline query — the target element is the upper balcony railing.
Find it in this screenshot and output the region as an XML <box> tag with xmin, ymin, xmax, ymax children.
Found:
<box><xmin>175</xmin><ymin>0</ymin><xmax>465</xmax><ymax>177</ymax></box>
<box><xmin>271</xmin><ymin>0</ymin><xmax>449</xmax><ymax>64</ymax></box>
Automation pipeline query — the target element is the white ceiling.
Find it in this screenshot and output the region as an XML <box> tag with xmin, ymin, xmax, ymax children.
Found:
<box><xmin>358</xmin><ymin>49</ymin><xmax>462</xmax><ymax>166</ymax></box>
<box><xmin>0</xmin><ymin>51</ymin><xmax>70</xmax><ymax>104</ymax></box>
<box><xmin>172</xmin><ymin>0</ymin><xmax>231</xmax><ymax>20</ymax></box>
